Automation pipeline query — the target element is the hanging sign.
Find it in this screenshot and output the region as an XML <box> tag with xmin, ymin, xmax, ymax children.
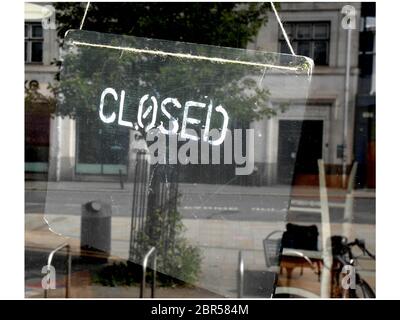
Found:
<box><xmin>45</xmin><ymin>29</ymin><xmax>314</xmax><ymax>295</ymax></box>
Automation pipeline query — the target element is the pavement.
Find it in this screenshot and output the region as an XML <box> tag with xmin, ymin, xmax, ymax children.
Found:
<box><xmin>25</xmin><ymin>180</ymin><xmax>376</xmax><ymax>298</ymax></box>
<box><xmin>26</xmin><ymin>214</ymin><xmax>375</xmax><ymax>298</ymax></box>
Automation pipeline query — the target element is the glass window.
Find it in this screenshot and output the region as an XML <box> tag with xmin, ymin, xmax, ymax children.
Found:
<box><xmin>25</xmin><ymin>24</ymin><xmax>43</xmax><ymax>63</ymax></box>
<box><xmin>280</xmin><ymin>23</ymin><xmax>293</xmax><ymax>40</ymax></box>
<box><xmin>297</xmin><ymin>24</ymin><xmax>312</xmax><ymax>39</ymax></box>
<box><xmin>31</xmin><ymin>42</ymin><xmax>43</xmax><ymax>62</ymax></box>
<box><xmin>24</xmin><ymin>6</ymin><xmax>375</xmax><ymax>299</ymax></box>
<box><xmin>76</xmin><ymin>115</ymin><xmax>129</xmax><ymax>175</ymax></box>
<box><xmin>280</xmin><ymin>41</ymin><xmax>291</xmax><ymax>54</ymax></box>
<box><xmin>297</xmin><ymin>41</ymin><xmax>311</xmax><ymax>57</ymax></box>
<box><xmin>279</xmin><ymin>22</ymin><xmax>330</xmax><ymax>66</ymax></box>
<box><xmin>314</xmin><ymin>23</ymin><xmax>329</xmax><ymax>39</ymax></box>
<box><xmin>32</xmin><ymin>25</ymin><xmax>43</xmax><ymax>38</ymax></box>
<box><xmin>313</xmin><ymin>41</ymin><xmax>328</xmax><ymax>65</ymax></box>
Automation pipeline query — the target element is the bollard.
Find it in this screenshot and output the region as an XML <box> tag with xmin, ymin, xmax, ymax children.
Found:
<box><xmin>80</xmin><ymin>200</ymin><xmax>112</xmax><ymax>263</ymax></box>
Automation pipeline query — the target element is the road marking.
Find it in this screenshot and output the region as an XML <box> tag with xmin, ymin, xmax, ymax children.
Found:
<box><xmin>291</xmin><ymin>199</ymin><xmax>345</xmax><ymax>208</ymax></box>
<box><xmin>26</xmin><ymin>202</ymin><xmax>82</xmax><ymax>207</ymax></box>
<box><xmin>289</xmin><ymin>206</ymin><xmax>322</xmax><ymax>213</ymax></box>
<box><xmin>251</xmin><ymin>207</ymin><xmax>286</xmax><ymax>212</ymax></box>
<box><xmin>182</xmin><ymin>206</ymin><xmax>287</xmax><ymax>212</ymax></box>
<box><xmin>181</xmin><ymin>206</ymin><xmax>238</xmax><ymax>211</ymax></box>
<box><xmin>26</xmin><ymin>202</ymin><xmax>123</xmax><ymax>209</ymax></box>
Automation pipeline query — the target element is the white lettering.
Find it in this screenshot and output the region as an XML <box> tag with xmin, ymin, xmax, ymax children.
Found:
<box><xmin>98</xmin><ymin>88</ymin><xmax>230</xmax><ymax>146</ymax></box>
<box><xmin>118</xmin><ymin>90</ymin><xmax>133</xmax><ymax>128</ymax></box>
<box><xmin>180</xmin><ymin>101</ymin><xmax>206</xmax><ymax>141</ymax></box>
<box><xmin>159</xmin><ymin>97</ymin><xmax>182</xmax><ymax>134</ymax></box>
<box><xmin>99</xmin><ymin>87</ymin><xmax>117</xmax><ymax>123</ymax></box>
<box><xmin>138</xmin><ymin>94</ymin><xmax>158</xmax><ymax>132</ymax></box>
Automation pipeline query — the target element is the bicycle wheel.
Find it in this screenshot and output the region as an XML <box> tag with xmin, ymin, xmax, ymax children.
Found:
<box><xmin>356</xmin><ymin>280</ymin><xmax>375</xmax><ymax>298</ymax></box>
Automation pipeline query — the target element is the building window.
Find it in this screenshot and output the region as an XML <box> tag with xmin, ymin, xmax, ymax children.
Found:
<box><xmin>76</xmin><ymin>114</ymin><xmax>129</xmax><ymax>175</ymax></box>
<box><xmin>279</xmin><ymin>22</ymin><xmax>330</xmax><ymax>66</ymax></box>
<box><xmin>25</xmin><ymin>23</ymin><xmax>43</xmax><ymax>63</ymax></box>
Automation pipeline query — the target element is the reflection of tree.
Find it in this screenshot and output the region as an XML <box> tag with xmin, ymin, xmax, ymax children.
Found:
<box><xmin>55</xmin><ymin>3</ymin><xmax>272</xmax><ymax>48</ymax></box>
<box><xmin>56</xmin><ymin>40</ymin><xmax>276</xmax><ymax>131</ymax></box>
<box><xmin>54</xmin><ymin>2</ymin><xmax>276</xmax><ymax>121</ymax></box>
<box><xmin>25</xmin><ymin>81</ymin><xmax>56</xmax><ymax>116</ymax></box>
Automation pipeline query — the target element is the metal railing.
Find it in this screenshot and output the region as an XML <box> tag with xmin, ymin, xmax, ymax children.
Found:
<box><xmin>44</xmin><ymin>242</ymin><xmax>71</xmax><ymax>298</ymax></box>
<box><xmin>237</xmin><ymin>250</ymin><xmax>244</xmax><ymax>298</ymax></box>
<box><xmin>140</xmin><ymin>246</ymin><xmax>157</xmax><ymax>298</ymax></box>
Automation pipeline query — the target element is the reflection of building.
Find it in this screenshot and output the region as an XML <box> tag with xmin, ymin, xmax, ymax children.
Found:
<box><xmin>25</xmin><ymin>3</ymin><xmax>58</xmax><ymax>177</ymax></box>
<box><xmin>248</xmin><ymin>2</ymin><xmax>370</xmax><ymax>187</ymax></box>
<box><xmin>25</xmin><ymin>2</ymin><xmax>375</xmax><ymax>188</ymax></box>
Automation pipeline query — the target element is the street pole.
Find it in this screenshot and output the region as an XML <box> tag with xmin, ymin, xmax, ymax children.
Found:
<box><xmin>56</xmin><ymin>115</ymin><xmax>62</xmax><ymax>182</ymax></box>
<box><xmin>343</xmin><ymin>162</ymin><xmax>358</xmax><ymax>240</ymax></box>
<box><xmin>342</xmin><ymin>27</ymin><xmax>352</xmax><ymax>188</ymax></box>
<box><xmin>318</xmin><ymin>160</ymin><xmax>333</xmax><ymax>298</ymax></box>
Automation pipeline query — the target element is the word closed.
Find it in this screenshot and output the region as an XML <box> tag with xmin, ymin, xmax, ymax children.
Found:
<box><xmin>99</xmin><ymin>87</ymin><xmax>230</xmax><ymax>146</ymax></box>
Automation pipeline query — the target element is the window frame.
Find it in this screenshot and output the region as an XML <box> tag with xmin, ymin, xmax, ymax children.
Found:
<box><xmin>25</xmin><ymin>23</ymin><xmax>44</xmax><ymax>64</ymax></box>
<box><xmin>279</xmin><ymin>21</ymin><xmax>330</xmax><ymax>66</ymax></box>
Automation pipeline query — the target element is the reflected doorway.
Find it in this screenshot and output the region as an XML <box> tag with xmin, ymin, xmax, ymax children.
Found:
<box><xmin>278</xmin><ymin>120</ymin><xmax>323</xmax><ymax>185</ymax></box>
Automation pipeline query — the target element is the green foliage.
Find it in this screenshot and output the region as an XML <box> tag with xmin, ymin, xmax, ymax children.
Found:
<box><xmin>55</xmin><ymin>32</ymin><xmax>278</xmax><ymax>131</ymax></box>
<box><xmin>132</xmin><ymin>209</ymin><xmax>202</xmax><ymax>286</ymax></box>
<box><xmin>52</xmin><ymin>3</ymin><xmax>279</xmax><ymax>129</ymax></box>
<box><xmin>93</xmin><ymin>261</ymin><xmax>141</xmax><ymax>287</ymax></box>
<box><xmin>55</xmin><ymin>3</ymin><xmax>271</xmax><ymax>48</ymax></box>
<box><xmin>25</xmin><ymin>83</ymin><xmax>57</xmax><ymax>115</ymax></box>
<box><xmin>93</xmin><ymin>209</ymin><xmax>202</xmax><ymax>287</ymax></box>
